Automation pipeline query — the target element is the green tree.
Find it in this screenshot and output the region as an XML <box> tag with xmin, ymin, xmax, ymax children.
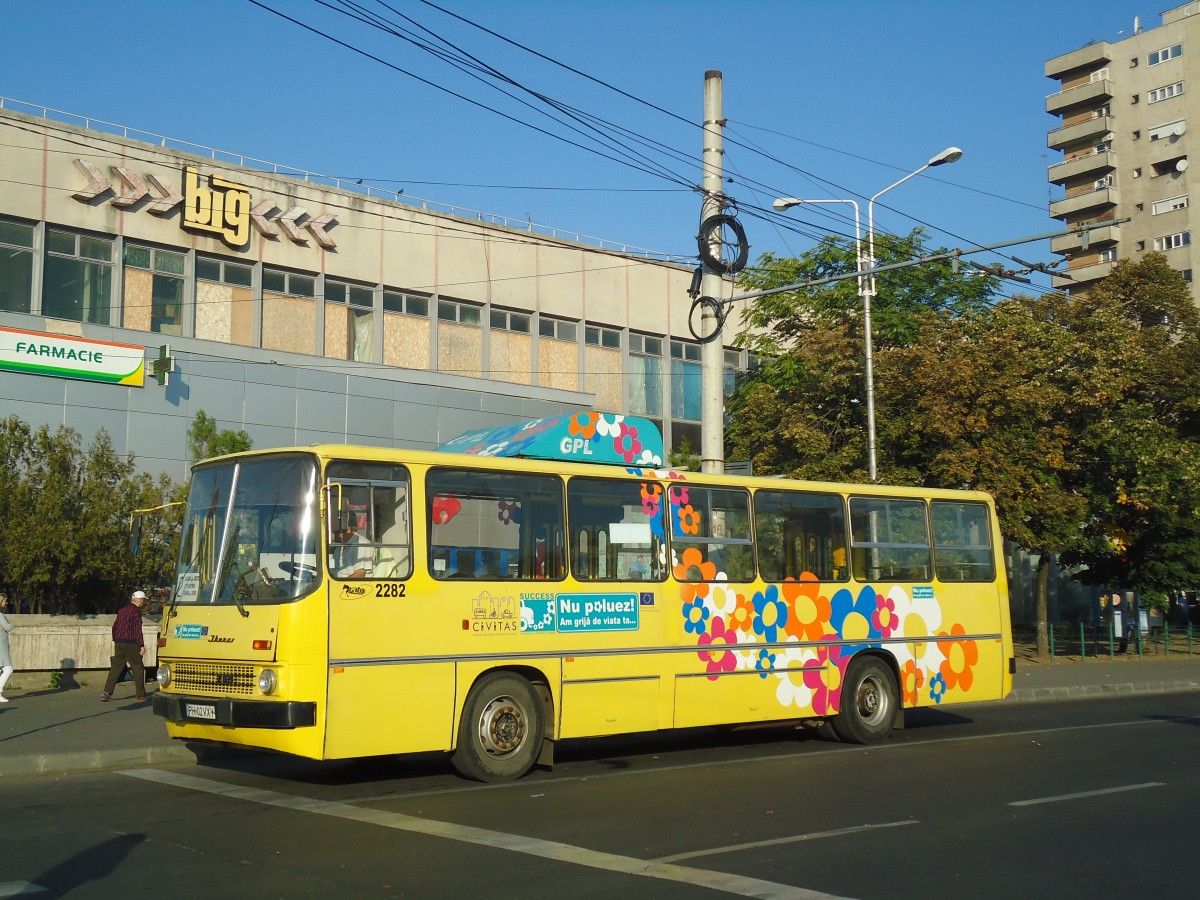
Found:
<box><xmin>187</xmin><ymin>410</ymin><xmax>252</xmax><ymax>463</ymax></box>
<box><xmin>1057</xmin><ymin>254</ymin><xmax>1200</xmax><ymax>610</ymax></box>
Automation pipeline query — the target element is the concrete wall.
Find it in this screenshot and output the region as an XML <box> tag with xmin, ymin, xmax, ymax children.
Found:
<box><xmin>5</xmin><ymin>615</ymin><xmax>159</xmax><ymax>676</ymax></box>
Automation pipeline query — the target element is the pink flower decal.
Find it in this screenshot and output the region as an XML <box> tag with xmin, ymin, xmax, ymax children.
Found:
<box><xmin>613</xmin><ymin>422</ymin><xmax>642</xmax><ymax>464</ymax></box>
<box><xmin>698</xmin><ymin>616</ymin><xmax>738</xmax><ymax>680</ymax></box>
<box><xmin>803</xmin><ymin>639</ymin><xmax>845</xmax><ymax>715</ymax></box>
<box><xmin>873</xmin><ymin>593</ymin><xmax>899</xmax><ymax>638</ymax></box>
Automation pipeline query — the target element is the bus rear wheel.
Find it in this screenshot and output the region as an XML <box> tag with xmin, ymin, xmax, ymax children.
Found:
<box><xmin>831</xmin><ymin>656</ymin><xmax>897</xmax><ymax>745</ymax></box>
<box><xmin>452</xmin><ymin>673</ymin><xmax>545</xmax><ymax>782</ymax></box>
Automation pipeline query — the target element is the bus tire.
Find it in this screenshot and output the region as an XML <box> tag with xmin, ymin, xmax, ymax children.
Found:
<box><xmin>452</xmin><ymin>673</ymin><xmax>545</xmax><ymax>782</ymax></box>
<box><xmin>831</xmin><ymin>656</ymin><xmax>897</xmax><ymax>745</ymax></box>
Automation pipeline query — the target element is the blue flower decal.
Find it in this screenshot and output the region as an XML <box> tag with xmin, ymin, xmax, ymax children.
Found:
<box><xmin>929</xmin><ymin>672</ymin><xmax>947</xmax><ymax>704</ymax></box>
<box><xmin>751</xmin><ymin>584</ymin><xmax>788</xmax><ymax>643</ymax></box>
<box><xmin>683</xmin><ymin>597</ymin><xmax>710</xmax><ymax>635</ymax></box>
<box><xmin>755</xmin><ymin>648</ymin><xmax>776</xmax><ymax>679</ymax></box>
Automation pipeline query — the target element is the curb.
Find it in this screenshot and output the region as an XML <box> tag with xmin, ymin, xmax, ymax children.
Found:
<box><xmin>1008</xmin><ymin>680</ymin><xmax>1200</xmax><ymax>704</ymax></box>
<box><xmin>0</xmin><ymin>743</ymin><xmax>200</xmax><ymax>779</ymax></box>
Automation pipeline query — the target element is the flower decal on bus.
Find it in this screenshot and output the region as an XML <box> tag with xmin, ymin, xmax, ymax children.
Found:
<box><xmin>674</xmin><ymin>563</ymin><xmax>985</xmax><ymax>717</ymax></box>
<box><xmin>568</xmin><ymin>412</ymin><xmax>598</xmax><ymax>440</ymax></box>
<box><xmin>698</xmin><ymin>616</ymin><xmax>738</xmax><ymax>679</ymax></box>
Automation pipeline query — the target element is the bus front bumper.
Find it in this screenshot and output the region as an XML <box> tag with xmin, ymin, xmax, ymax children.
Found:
<box><xmin>154</xmin><ymin>694</ymin><xmax>317</xmax><ymax>729</ymax></box>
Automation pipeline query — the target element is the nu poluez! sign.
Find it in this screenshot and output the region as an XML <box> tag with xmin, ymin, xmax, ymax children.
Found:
<box><xmin>0</xmin><ymin>326</ymin><xmax>146</xmax><ymax>387</ymax></box>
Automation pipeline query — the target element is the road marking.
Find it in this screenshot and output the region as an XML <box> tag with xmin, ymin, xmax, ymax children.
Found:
<box><xmin>0</xmin><ymin>882</ymin><xmax>47</xmax><ymax>896</ymax></box>
<box><xmin>1009</xmin><ymin>782</ymin><xmax>1166</xmax><ymax>807</ymax></box>
<box><xmin>122</xmin><ymin>769</ymin><xmax>850</xmax><ymax>900</ymax></box>
<box><xmin>654</xmin><ymin>820</ymin><xmax>918</xmax><ymax>863</ymax></box>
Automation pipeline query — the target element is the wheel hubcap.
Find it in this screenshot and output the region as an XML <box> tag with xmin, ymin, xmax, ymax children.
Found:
<box><xmin>858</xmin><ymin>676</ymin><xmax>885</xmax><ymax>724</ymax></box>
<box><xmin>478</xmin><ymin>695</ymin><xmax>526</xmax><ymax>757</ymax></box>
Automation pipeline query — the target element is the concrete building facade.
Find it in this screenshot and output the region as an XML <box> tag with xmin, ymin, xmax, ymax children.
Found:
<box><xmin>1045</xmin><ymin>2</ymin><xmax>1200</xmax><ymax>294</ymax></box>
<box><xmin>0</xmin><ymin>101</ymin><xmax>741</xmax><ymax>481</ymax></box>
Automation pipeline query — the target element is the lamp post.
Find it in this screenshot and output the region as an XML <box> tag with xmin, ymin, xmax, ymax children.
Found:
<box><xmin>773</xmin><ymin>146</ymin><xmax>962</xmax><ymax>482</ymax></box>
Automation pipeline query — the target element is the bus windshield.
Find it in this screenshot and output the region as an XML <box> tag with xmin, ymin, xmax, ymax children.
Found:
<box><xmin>173</xmin><ymin>454</ymin><xmax>320</xmax><ymax>606</ymax></box>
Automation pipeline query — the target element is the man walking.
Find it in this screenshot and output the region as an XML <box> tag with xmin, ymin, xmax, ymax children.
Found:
<box><xmin>101</xmin><ymin>590</ymin><xmax>149</xmax><ymax>702</ymax></box>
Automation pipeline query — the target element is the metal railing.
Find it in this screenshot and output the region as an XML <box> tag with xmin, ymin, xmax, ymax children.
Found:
<box><xmin>0</xmin><ymin>95</ymin><xmax>686</xmax><ymax>263</ymax></box>
<box><xmin>1015</xmin><ymin>622</ymin><xmax>1198</xmax><ymax>659</ymax></box>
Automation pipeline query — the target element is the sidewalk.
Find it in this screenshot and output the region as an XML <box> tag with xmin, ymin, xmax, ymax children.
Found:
<box><xmin>2</xmin><ymin>656</ymin><xmax>1200</xmax><ymax>779</ymax></box>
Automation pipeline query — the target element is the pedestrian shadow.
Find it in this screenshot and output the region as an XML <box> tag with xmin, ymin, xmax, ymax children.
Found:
<box><xmin>27</xmin><ymin>832</ymin><xmax>145</xmax><ymax>897</ymax></box>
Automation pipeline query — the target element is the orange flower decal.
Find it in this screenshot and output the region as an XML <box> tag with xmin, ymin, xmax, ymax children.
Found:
<box><xmin>782</xmin><ymin>577</ymin><xmax>832</xmax><ymax>642</ymax></box>
<box><xmin>676</xmin><ymin>504</ymin><xmax>702</xmax><ymax>535</ymax></box>
<box><xmin>938</xmin><ymin>623</ymin><xmax>978</xmax><ymax>692</ymax></box>
<box><xmin>900</xmin><ymin>659</ymin><xmax>925</xmax><ymax>705</ymax></box>
<box><xmin>728</xmin><ymin>592</ymin><xmax>756</xmax><ymax>633</ymax></box>
<box><xmin>674</xmin><ymin>546</ymin><xmax>717</xmax><ymax>603</ymax></box>
<box><xmin>568</xmin><ymin>412</ymin><xmax>598</xmax><ymax>439</ymax></box>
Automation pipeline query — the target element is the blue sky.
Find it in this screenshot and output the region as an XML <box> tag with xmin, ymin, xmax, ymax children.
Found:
<box><xmin>1</xmin><ymin>0</ymin><xmax>1157</xmax><ymax>292</ymax></box>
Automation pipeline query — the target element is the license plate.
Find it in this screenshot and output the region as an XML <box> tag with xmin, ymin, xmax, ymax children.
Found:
<box><xmin>185</xmin><ymin>703</ymin><xmax>217</xmax><ymax>721</ymax></box>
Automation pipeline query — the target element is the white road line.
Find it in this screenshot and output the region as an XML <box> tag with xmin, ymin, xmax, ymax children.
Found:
<box><xmin>0</xmin><ymin>882</ymin><xmax>47</xmax><ymax>897</ymax></box>
<box><xmin>1009</xmin><ymin>782</ymin><xmax>1166</xmax><ymax>807</ymax></box>
<box><xmin>654</xmin><ymin>820</ymin><xmax>918</xmax><ymax>864</ymax></box>
<box><xmin>122</xmin><ymin>768</ymin><xmax>851</xmax><ymax>900</ymax></box>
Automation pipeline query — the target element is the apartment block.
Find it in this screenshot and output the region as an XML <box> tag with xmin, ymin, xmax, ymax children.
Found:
<box><xmin>1045</xmin><ymin>2</ymin><xmax>1199</xmax><ymax>294</ymax></box>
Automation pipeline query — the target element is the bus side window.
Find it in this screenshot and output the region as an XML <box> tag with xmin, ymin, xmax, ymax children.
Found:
<box><xmin>566</xmin><ymin>476</ymin><xmax>664</xmax><ymax>582</ymax></box>
<box><xmin>753</xmin><ymin>489</ymin><xmax>848</xmax><ymax>583</ymax></box>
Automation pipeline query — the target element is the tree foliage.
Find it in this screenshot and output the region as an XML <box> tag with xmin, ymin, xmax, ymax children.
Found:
<box><xmin>0</xmin><ymin>417</ymin><xmax>175</xmax><ymax>614</ymax></box>
<box><xmin>728</xmin><ymin>239</ymin><xmax>1200</xmax><ymax>654</ymax></box>
<box><xmin>187</xmin><ymin>410</ymin><xmax>252</xmax><ymax>463</ymax></box>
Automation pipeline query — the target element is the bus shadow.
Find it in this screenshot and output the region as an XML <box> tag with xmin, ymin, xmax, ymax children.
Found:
<box><xmin>189</xmin><ymin>710</ymin><xmax>979</xmax><ymax>787</ymax></box>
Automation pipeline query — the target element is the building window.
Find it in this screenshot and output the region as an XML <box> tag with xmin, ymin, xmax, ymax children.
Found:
<box><xmin>1149</xmin><ymin>43</ymin><xmax>1183</xmax><ymax>66</ymax></box>
<box><xmin>538</xmin><ymin>316</ymin><xmax>576</xmax><ymax>341</ymax></box>
<box><xmin>628</xmin><ymin>333</ymin><xmax>664</xmax><ymax>418</ymax></box>
<box><xmin>125</xmin><ymin>245</ymin><xmax>185</xmax><ymax>335</ymax></box>
<box><xmin>437</xmin><ymin>298</ymin><xmax>481</xmax><ymax>326</ymax></box>
<box><xmin>1181</xmin><ymin>269</ymin><xmax>1193</xmax><ymax>282</ymax></box>
<box><xmin>490</xmin><ymin>308</ymin><xmax>530</xmax><ymax>333</ymax></box>
<box><xmin>1153</xmin><ymin>231</ymin><xmax>1191</xmax><ymax>251</ymax></box>
<box><xmin>42</xmin><ymin>228</ymin><xmax>113</xmax><ymax>325</ymax></box>
<box><xmin>262</xmin><ymin>268</ymin><xmax>315</xmax><ymax>297</ymax></box>
<box><xmin>383</xmin><ymin>289</ymin><xmax>429</xmax><ymax>317</ymax></box>
<box><xmin>0</xmin><ymin>217</ymin><xmax>35</xmax><ymax>314</ymax></box>
<box><xmin>585</xmin><ymin>324</ymin><xmax>620</xmax><ymax>348</ymax></box>
<box><xmin>670</xmin><ymin>340</ymin><xmax>702</xmax><ymax>421</ymax></box>
<box><xmin>196</xmin><ymin>255</ymin><xmax>252</xmax><ymax>286</ymax></box>
<box><xmin>325</xmin><ymin>279</ymin><xmax>373</xmax><ymax>308</ymax></box>
<box><xmin>1149</xmin><ymin>120</ymin><xmax>1186</xmax><ymax>141</ymax></box>
<box><xmin>1148</xmin><ymin>82</ymin><xmax>1184</xmax><ymax>103</ymax></box>
<box><xmin>1152</xmin><ymin>195</ymin><xmax>1189</xmax><ymax>215</ymax></box>
<box><xmin>1152</xmin><ymin>156</ymin><xmax>1188</xmax><ymax>177</ymax></box>
<box><xmin>326</xmin><ymin>279</ymin><xmax>375</xmax><ymax>362</ymax></box>
<box><xmin>1098</xmin><ymin>248</ymin><xmax>1117</xmax><ymax>263</ymax></box>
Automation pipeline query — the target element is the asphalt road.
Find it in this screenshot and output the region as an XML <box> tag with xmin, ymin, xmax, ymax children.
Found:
<box><xmin>2</xmin><ymin>693</ymin><xmax>1198</xmax><ymax>899</ymax></box>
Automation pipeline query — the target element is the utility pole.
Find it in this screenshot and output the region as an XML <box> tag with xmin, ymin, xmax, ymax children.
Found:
<box><xmin>699</xmin><ymin>69</ymin><xmax>725</xmax><ymax>475</ymax></box>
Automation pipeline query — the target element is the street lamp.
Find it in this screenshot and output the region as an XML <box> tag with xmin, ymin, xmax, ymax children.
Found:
<box><xmin>862</xmin><ymin>146</ymin><xmax>961</xmax><ymax>481</ymax></box>
<box><xmin>774</xmin><ymin>145</ymin><xmax>962</xmax><ymax>483</ymax></box>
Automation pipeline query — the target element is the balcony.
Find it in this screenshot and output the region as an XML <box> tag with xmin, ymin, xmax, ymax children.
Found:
<box><xmin>1052</xmin><ymin>260</ymin><xmax>1114</xmax><ymax>290</ymax></box>
<box><xmin>1046</xmin><ymin>79</ymin><xmax>1113</xmax><ymax>115</ymax></box>
<box><xmin>1051</xmin><ymin>224</ymin><xmax>1120</xmax><ymax>255</ymax></box>
<box><xmin>1046</xmin><ymin>42</ymin><xmax>1112</xmax><ymax>79</ymax></box>
<box><xmin>1049</xmin><ymin>186</ymin><xmax>1116</xmax><ymax>219</ymax></box>
<box><xmin>1048</xmin><ymin>149</ymin><xmax>1115</xmax><ymax>185</ymax></box>
<box><xmin>1048</xmin><ymin>116</ymin><xmax>1113</xmax><ymax>149</ymax></box>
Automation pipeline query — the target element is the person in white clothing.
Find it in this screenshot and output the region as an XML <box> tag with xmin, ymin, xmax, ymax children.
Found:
<box><xmin>0</xmin><ymin>592</ymin><xmax>14</xmax><ymax>702</ymax></box>
<box><xmin>332</xmin><ymin>521</ymin><xmax>373</xmax><ymax>579</ymax></box>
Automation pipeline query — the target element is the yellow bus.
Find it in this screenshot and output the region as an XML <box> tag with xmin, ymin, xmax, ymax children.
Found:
<box><xmin>153</xmin><ymin>411</ymin><xmax>1013</xmax><ymax>781</ymax></box>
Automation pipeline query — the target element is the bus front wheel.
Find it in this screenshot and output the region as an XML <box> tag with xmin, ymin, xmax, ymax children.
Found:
<box><xmin>452</xmin><ymin>673</ymin><xmax>545</xmax><ymax>782</ymax></box>
<box><xmin>831</xmin><ymin>656</ymin><xmax>897</xmax><ymax>744</ymax></box>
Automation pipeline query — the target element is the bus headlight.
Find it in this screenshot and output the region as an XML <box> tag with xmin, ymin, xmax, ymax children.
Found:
<box><xmin>257</xmin><ymin>669</ymin><xmax>278</xmax><ymax>695</ymax></box>
<box><xmin>156</xmin><ymin>662</ymin><xmax>172</xmax><ymax>687</ymax></box>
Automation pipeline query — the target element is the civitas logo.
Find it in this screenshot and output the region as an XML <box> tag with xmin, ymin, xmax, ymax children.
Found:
<box><xmin>341</xmin><ymin>585</ymin><xmax>367</xmax><ymax>596</ymax></box>
<box><xmin>207</xmin><ymin>635</ymin><xmax>235</xmax><ymax>643</ymax></box>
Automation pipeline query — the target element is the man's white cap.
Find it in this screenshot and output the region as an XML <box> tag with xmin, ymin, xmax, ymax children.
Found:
<box><xmin>131</xmin><ymin>590</ymin><xmax>148</xmax><ymax>600</ymax></box>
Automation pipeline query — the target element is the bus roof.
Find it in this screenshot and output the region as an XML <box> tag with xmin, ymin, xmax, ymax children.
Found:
<box><xmin>434</xmin><ymin>411</ymin><xmax>665</xmax><ymax>468</ymax></box>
